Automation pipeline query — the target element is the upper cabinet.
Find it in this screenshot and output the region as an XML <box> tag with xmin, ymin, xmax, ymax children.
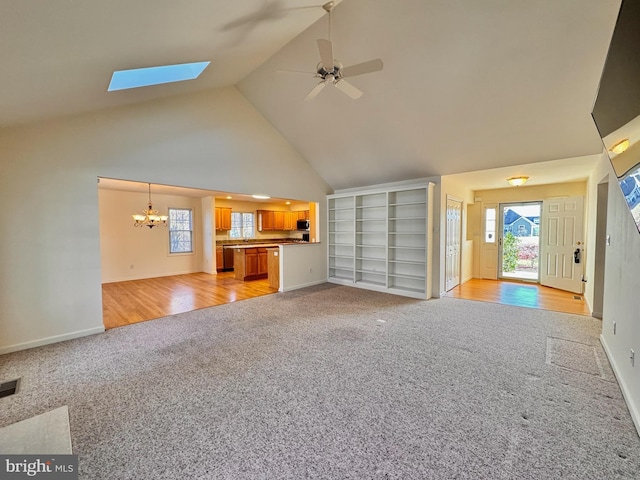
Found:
<box><xmin>215</xmin><ymin>207</ymin><xmax>232</xmax><ymax>231</ymax></box>
<box><xmin>258</xmin><ymin>209</ymin><xmax>309</xmax><ymax>231</ymax></box>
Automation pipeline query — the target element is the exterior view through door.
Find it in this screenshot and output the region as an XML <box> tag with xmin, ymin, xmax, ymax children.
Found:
<box><xmin>499</xmin><ymin>202</ymin><xmax>541</xmax><ymax>281</ymax></box>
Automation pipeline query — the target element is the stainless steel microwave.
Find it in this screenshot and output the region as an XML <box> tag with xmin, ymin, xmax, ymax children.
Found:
<box><xmin>296</xmin><ymin>219</ymin><xmax>309</xmax><ymax>231</ymax></box>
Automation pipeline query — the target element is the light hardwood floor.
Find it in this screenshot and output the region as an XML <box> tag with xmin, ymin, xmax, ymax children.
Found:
<box><xmin>445</xmin><ymin>278</ymin><xmax>591</xmax><ymax>316</ymax></box>
<box><xmin>102</xmin><ymin>272</ymin><xmax>277</xmax><ymax>329</ymax></box>
<box><xmin>103</xmin><ymin>274</ymin><xmax>591</xmax><ymax>330</ymax></box>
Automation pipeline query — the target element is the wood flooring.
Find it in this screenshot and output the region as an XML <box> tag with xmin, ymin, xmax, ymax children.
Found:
<box><xmin>445</xmin><ymin>278</ymin><xmax>591</xmax><ymax>316</ymax></box>
<box><xmin>103</xmin><ymin>274</ymin><xmax>591</xmax><ymax>330</ymax></box>
<box><xmin>102</xmin><ymin>272</ymin><xmax>277</xmax><ymax>329</ymax></box>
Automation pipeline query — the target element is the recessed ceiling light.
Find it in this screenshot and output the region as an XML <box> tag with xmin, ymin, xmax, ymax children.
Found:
<box><xmin>252</xmin><ymin>194</ymin><xmax>271</xmax><ymax>199</ymax></box>
<box><xmin>108</xmin><ymin>61</ymin><xmax>210</xmax><ymax>91</ymax></box>
<box><xmin>286</xmin><ymin>201</ymin><xmax>291</xmax><ymax>205</ymax></box>
<box><xmin>226</xmin><ymin>196</ymin><xmax>232</xmax><ymax>199</ymax></box>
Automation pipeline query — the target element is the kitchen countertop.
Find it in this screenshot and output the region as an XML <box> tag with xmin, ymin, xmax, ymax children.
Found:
<box><xmin>223</xmin><ymin>242</ymin><xmax>312</xmax><ymax>249</ymax></box>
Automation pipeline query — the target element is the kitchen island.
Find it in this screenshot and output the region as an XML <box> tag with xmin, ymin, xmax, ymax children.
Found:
<box><xmin>222</xmin><ymin>241</ymin><xmax>323</xmax><ymax>293</ymax></box>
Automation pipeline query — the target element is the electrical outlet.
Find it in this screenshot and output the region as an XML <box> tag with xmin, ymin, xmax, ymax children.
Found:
<box><xmin>613</xmin><ymin>321</ymin><xmax>617</xmax><ymax>334</ymax></box>
<box><xmin>631</xmin><ymin>350</ymin><xmax>635</xmax><ymax>367</ymax></box>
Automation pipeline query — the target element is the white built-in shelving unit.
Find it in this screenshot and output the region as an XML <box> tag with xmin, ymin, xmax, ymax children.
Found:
<box><xmin>327</xmin><ymin>183</ymin><xmax>433</xmax><ymax>299</ymax></box>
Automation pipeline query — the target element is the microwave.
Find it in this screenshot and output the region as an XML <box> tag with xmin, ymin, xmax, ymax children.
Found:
<box><xmin>296</xmin><ymin>219</ymin><xmax>309</xmax><ymax>231</ymax></box>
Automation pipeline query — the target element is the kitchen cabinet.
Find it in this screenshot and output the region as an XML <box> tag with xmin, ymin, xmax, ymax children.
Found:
<box><xmin>284</xmin><ymin>211</ymin><xmax>296</xmax><ymax>231</ymax></box>
<box><xmin>273</xmin><ymin>211</ymin><xmax>285</xmax><ymax>231</ymax></box>
<box><xmin>216</xmin><ymin>247</ymin><xmax>224</xmax><ymax>272</ymax></box>
<box><xmin>215</xmin><ymin>207</ymin><xmax>232</xmax><ymax>231</ymax></box>
<box><xmin>259</xmin><ymin>209</ymin><xmax>309</xmax><ymax>231</ymax></box>
<box><xmin>234</xmin><ymin>247</ymin><xmax>269</xmax><ymax>280</ymax></box>
<box><xmin>267</xmin><ymin>248</ymin><xmax>280</xmax><ymax>289</ymax></box>
<box><xmin>257</xmin><ymin>210</ymin><xmax>274</xmax><ymax>231</ymax></box>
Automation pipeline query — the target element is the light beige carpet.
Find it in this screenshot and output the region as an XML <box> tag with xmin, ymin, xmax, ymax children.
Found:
<box><xmin>0</xmin><ymin>406</ymin><xmax>72</xmax><ymax>454</ymax></box>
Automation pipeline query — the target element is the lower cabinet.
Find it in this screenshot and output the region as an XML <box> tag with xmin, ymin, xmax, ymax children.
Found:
<box><xmin>234</xmin><ymin>247</ymin><xmax>269</xmax><ymax>280</ymax></box>
<box><xmin>216</xmin><ymin>247</ymin><xmax>224</xmax><ymax>272</ymax></box>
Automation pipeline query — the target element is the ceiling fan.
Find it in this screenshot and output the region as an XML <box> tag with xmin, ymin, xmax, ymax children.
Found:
<box><xmin>297</xmin><ymin>1</ymin><xmax>384</xmax><ymax>101</ymax></box>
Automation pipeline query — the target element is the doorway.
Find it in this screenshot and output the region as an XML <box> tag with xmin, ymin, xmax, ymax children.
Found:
<box><xmin>498</xmin><ymin>202</ymin><xmax>541</xmax><ymax>282</ymax></box>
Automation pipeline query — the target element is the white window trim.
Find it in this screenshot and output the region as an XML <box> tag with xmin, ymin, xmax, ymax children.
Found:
<box><xmin>168</xmin><ymin>207</ymin><xmax>195</xmax><ymax>256</ymax></box>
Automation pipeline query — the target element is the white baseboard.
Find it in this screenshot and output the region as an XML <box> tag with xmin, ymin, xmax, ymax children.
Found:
<box><xmin>600</xmin><ymin>334</ymin><xmax>640</xmax><ymax>437</ymax></box>
<box><xmin>0</xmin><ymin>326</ymin><xmax>105</xmax><ymax>355</ymax></box>
<box><xmin>282</xmin><ymin>279</ymin><xmax>327</xmax><ymax>292</ymax></box>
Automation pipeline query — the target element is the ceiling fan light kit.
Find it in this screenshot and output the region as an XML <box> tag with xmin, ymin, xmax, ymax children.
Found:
<box><xmin>300</xmin><ymin>1</ymin><xmax>383</xmax><ymax>101</ymax></box>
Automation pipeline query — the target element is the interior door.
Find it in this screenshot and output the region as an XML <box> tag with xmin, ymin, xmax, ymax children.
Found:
<box><xmin>540</xmin><ymin>196</ymin><xmax>584</xmax><ymax>293</ymax></box>
<box><xmin>445</xmin><ymin>196</ymin><xmax>462</xmax><ymax>291</ymax></box>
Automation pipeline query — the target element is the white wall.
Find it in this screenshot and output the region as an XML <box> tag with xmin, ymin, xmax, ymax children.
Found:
<box><xmin>99</xmin><ymin>189</ymin><xmax>204</xmax><ymax>283</ymax></box>
<box><xmin>0</xmin><ymin>86</ymin><xmax>331</xmax><ymax>354</ymax></box>
<box><xmin>596</xmin><ymin>155</ymin><xmax>640</xmax><ymax>433</ymax></box>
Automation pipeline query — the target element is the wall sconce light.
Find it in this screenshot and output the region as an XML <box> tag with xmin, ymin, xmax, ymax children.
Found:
<box><xmin>506</xmin><ymin>176</ymin><xmax>529</xmax><ymax>187</ymax></box>
<box><xmin>610</xmin><ymin>138</ymin><xmax>630</xmax><ymax>155</ymax></box>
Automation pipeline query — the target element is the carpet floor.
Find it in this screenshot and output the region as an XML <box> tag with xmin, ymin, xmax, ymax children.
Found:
<box><xmin>1</xmin><ymin>283</ymin><xmax>639</xmax><ymax>479</ymax></box>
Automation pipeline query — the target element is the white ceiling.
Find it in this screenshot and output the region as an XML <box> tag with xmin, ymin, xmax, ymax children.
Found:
<box><xmin>3</xmin><ymin>0</ymin><xmax>622</xmax><ymax>191</ymax></box>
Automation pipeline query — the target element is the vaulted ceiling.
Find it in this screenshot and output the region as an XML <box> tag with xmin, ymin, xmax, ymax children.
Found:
<box><xmin>2</xmin><ymin>0</ymin><xmax>622</xmax><ymax>190</ymax></box>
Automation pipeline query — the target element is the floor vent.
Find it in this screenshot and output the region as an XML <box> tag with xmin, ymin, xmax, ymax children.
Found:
<box><xmin>573</xmin><ymin>295</ymin><xmax>582</xmax><ymax>300</ymax></box>
<box><xmin>0</xmin><ymin>379</ymin><xmax>20</xmax><ymax>398</ymax></box>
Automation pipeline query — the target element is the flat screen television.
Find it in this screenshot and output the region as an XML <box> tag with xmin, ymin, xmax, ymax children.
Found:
<box><xmin>592</xmin><ymin>0</ymin><xmax>640</xmax><ymax>233</ymax></box>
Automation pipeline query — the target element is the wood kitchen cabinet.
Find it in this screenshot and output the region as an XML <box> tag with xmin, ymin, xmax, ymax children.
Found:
<box><xmin>234</xmin><ymin>247</ymin><xmax>269</xmax><ymax>280</ymax></box>
<box><xmin>273</xmin><ymin>211</ymin><xmax>285</xmax><ymax>231</ymax></box>
<box><xmin>298</xmin><ymin>210</ymin><xmax>310</xmax><ymax>220</ymax></box>
<box><xmin>215</xmin><ymin>207</ymin><xmax>232</xmax><ymax>231</ymax></box>
<box><xmin>257</xmin><ymin>210</ymin><xmax>274</xmax><ymax>231</ymax></box>
<box><xmin>284</xmin><ymin>211</ymin><xmax>296</xmax><ymax>231</ymax></box>
<box><xmin>216</xmin><ymin>247</ymin><xmax>224</xmax><ymax>272</ymax></box>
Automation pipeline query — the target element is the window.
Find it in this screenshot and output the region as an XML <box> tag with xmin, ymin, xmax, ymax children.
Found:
<box><xmin>518</xmin><ymin>224</ymin><xmax>526</xmax><ymax>236</ymax></box>
<box><xmin>169</xmin><ymin>208</ymin><xmax>193</xmax><ymax>253</ymax></box>
<box><xmin>230</xmin><ymin>212</ymin><xmax>255</xmax><ymax>239</ymax></box>
<box><xmin>484</xmin><ymin>206</ymin><xmax>496</xmax><ymax>243</ymax></box>
<box><xmin>108</xmin><ymin>61</ymin><xmax>210</xmax><ymax>91</ymax></box>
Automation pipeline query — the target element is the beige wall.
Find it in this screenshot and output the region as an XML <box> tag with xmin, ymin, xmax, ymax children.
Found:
<box><xmin>0</xmin><ymin>86</ymin><xmax>331</xmax><ymax>354</ymax></box>
<box><xmin>99</xmin><ymin>189</ymin><xmax>204</xmax><ymax>283</ymax></box>
<box><xmin>468</xmin><ymin>181</ymin><xmax>587</xmax><ymax>279</ymax></box>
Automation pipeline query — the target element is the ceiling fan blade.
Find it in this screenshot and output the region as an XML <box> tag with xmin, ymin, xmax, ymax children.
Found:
<box><xmin>341</xmin><ymin>59</ymin><xmax>384</xmax><ymax>78</ymax></box>
<box><xmin>334</xmin><ymin>79</ymin><xmax>363</xmax><ymax>99</ymax></box>
<box><xmin>317</xmin><ymin>39</ymin><xmax>335</xmax><ymax>71</ymax></box>
<box><xmin>304</xmin><ymin>81</ymin><xmax>327</xmax><ymax>101</ymax></box>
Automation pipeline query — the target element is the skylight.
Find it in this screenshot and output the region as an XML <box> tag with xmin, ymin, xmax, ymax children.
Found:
<box><xmin>108</xmin><ymin>61</ymin><xmax>210</xmax><ymax>91</ymax></box>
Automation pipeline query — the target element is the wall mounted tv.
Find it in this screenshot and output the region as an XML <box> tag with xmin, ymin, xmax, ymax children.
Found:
<box><xmin>592</xmin><ymin>0</ymin><xmax>640</xmax><ymax>233</ymax></box>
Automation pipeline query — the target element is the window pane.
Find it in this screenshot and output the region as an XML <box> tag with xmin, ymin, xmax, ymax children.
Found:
<box><xmin>485</xmin><ymin>207</ymin><xmax>496</xmax><ymax>243</ymax></box>
<box><xmin>169</xmin><ymin>208</ymin><xmax>193</xmax><ymax>253</ymax></box>
<box><xmin>229</xmin><ymin>212</ymin><xmax>255</xmax><ymax>239</ymax></box>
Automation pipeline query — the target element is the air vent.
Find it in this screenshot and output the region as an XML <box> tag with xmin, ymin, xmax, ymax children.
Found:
<box><xmin>573</xmin><ymin>295</ymin><xmax>582</xmax><ymax>300</ymax></box>
<box><xmin>0</xmin><ymin>378</ymin><xmax>20</xmax><ymax>398</ymax></box>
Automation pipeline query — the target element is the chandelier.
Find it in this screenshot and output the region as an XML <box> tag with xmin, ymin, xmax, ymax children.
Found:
<box><xmin>132</xmin><ymin>183</ymin><xmax>168</xmax><ymax>228</ymax></box>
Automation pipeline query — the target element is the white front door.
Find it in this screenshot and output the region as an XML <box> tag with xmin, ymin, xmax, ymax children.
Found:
<box><xmin>540</xmin><ymin>196</ymin><xmax>584</xmax><ymax>293</ymax></box>
<box><xmin>445</xmin><ymin>196</ymin><xmax>462</xmax><ymax>291</ymax></box>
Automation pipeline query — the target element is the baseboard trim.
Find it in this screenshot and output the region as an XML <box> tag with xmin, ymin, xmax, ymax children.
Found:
<box><xmin>0</xmin><ymin>326</ymin><xmax>105</xmax><ymax>355</ymax></box>
<box><xmin>282</xmin><ymin>279</ymin><xmax>327</xmax><ymax>292</ymax></box>
<box><xmin>600</xmin><ymin>334</ymin><xmax>640</xmax><ymax>437</ymax></box>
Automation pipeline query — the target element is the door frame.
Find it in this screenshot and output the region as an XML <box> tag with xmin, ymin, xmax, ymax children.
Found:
<box><xmin>498</xmin><ymin>201</ymin><xmax>542</xmax><ymax>282</ymax></box>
